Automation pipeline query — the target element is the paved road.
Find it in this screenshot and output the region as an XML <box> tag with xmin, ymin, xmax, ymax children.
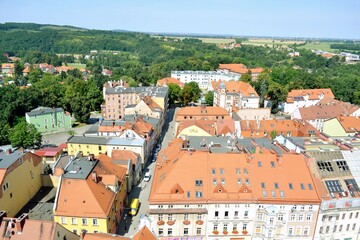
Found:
<box><xmin>117</xmin><ymin>107</ymin><xmax>178</xmax><ymax>236</ymax></box>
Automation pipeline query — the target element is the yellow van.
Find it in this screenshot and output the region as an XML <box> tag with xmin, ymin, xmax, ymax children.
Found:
<box><xmin>129</xmin><ymin>198</ymin><xmax>140</xmax><ymax>216</ymax></box>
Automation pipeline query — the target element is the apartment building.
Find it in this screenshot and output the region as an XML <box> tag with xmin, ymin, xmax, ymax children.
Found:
<box><xmin>148</xmin><ymin>138</ymin><xmax>321</xmax><ymax>240</ymax></box>
<box><xmin>54</xmin><ymin>154</ymin><xmax>127</xmax><ymax>234</ymax></box>
<box><xmin>212</xmin><ymin>80</ymin><xmax>260</xmax><ymax>111</ymax></box>
<box><xmin>102</xmin><ymin>84</ymin><xmax>168</xmax><ymax>120</ymax></box>
<box><xmin>171</xmin><ymin>71</ymin><xmax>240</xmax><ymax>90</ymax></box>
<box><xmin>284</xmin><ymin>88</ymin><xmax>334</xmax><ymax>114</ymax></box>
<box><xmin>0</xmin><ymin>149</ymin><xmax>43</xmax><ymax>217</ymax></box>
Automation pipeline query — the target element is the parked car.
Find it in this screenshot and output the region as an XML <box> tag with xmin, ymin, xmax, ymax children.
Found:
<box><xmin>144</xmin><ymin>172</ymin><xmax>151</xmax><ymax>182</ymax></box>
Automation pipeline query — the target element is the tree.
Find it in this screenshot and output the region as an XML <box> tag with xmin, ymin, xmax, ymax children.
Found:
<box><xmin>240</xmin><ymin>72</ymin><xmax>252</xmax><ymax>83</ymax></box>
<box><xmin>167</xmin><ymin>83</ymin><xmax>181</xmax><ymax>104</ymax></box>
<box><xmin>9</xmin><ymin>121</ymin><xmax>42</xmax><ymax>149</ymax></box>
<box><xmin>181</xmin><ymin>82</ymin><xmax>201</xmax><ymax>106</ymax></box>
<box><xmin>270</xmin><ymin>130</ymin><xmax>278</xmax><ymax>140</ymax></box>
<box><xmin>205</xmin><ymin>91</ymin><xmax>214</xmax><ymax>106</ymax></box>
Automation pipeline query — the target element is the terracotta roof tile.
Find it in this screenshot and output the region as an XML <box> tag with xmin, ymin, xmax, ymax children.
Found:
<box><xmin>34</xmin><ymin>147</ymin><xmax>62</xmax><ymax>157</ymax></box>
<box><xmin>150</xmin><ymin>141</ymin><xmax>321</xmax><ymax>205</ymax></box>
<box><xmin>287</xmin><ymin>88</ymin><xmax>334</xmax><ymax>103</ymax></box>
<box><xmin>337</xmin><ymin>116</ymin><xmax>360</xmax><ymax>133</ymax></box>
<box><xmin>157</xmin><ymin>77</ymin><xmax>184</xmax><ymax>88</ymax></box>
<box><xmin>218</xmin><ymin>63</ymin><xmax>248</xmax><ymax>74</ymax></box>
<box><xmin>212</xmin><ymin>80</ymin><xmax>259</xmax><ymax>97</ymax></box>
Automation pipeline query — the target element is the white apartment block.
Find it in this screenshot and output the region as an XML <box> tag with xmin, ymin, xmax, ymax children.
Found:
<box><xmin>171</xmin><ymin>71</ymin><xmax>240</xmax><ymax>91</ymax></box>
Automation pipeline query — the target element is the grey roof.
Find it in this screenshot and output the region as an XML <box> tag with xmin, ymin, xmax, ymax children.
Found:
<box><xmin>307</xmin><ymin>151</ymin><xmax>344</xmax><ymax>161</ymax></box>
<box><xmin>287</xmin><ymin>137</ymin><xmax>306</xmax><ymax>148</ymax></box>
<box><xmin>63</xmin><ymin>157</ymin><xmax>97</xmax><ymax>179</ymax></box>
<box><xmin>0</xmin><ymin>149</ymin><xmax>26</xmax><ymax>168</ymax></box>
<box><xmin>232</xmin><ymin>112</ymin><xmax>241</xmax><ymax>121</ymax></box>
<box><xmin>26</xmin><ymin>106</ymin><xmax>64</xmax><ymax>117</ymax></box>
<box><xmin>237</xmin><ymin>138</ymin><xmax>256</xmax><ymax>153</ymax></box>
<box><xmin>107</xmin><ymin>138</ymin><xmax>145</xmax><ymax>147</ymax></box>
<box><xmin>83</xmin><ymin>124</ymin><xmax>99</xmax><ymax>135</ymax></box>
<box><xmin>123</xmin><ymin>114</ymin><xmax>160</xmax><ymax>128</ymax></box>
<box><xmin>186</xmin><ymin>136</ymin><xmax>239</xmax><ymax>153</ymax></box>
<box><xmin>112</xmin><ymin>159</ymin><xmax>131</xmax><ymax>166</ymax></box>
<box><xmin>252</xmin><ymin>138</ymin><xmax>284</xmax><ymax>156</ymax></box>
<box><xmin>100</xmin><ymin>120</ymin><xmax>127</xmax><ymax>127</ymax></box>
<box><xmin>67</xmin><ymin>135</ymin><xmax>109</xmax><ymax>145</ymax></box>
<box><xmin>125</xmin><ymin>104</ymin><xmax>137</xmax><ymax>108</ymax></box>
<box><xmin>105</xmin><ymin>86</ymin><xmax>168</xmax><ymax>98</ymax></box>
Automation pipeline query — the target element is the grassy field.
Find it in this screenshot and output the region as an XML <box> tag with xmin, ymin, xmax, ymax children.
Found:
<box><xmin>66</xmin><ymin>63</ymin><xmax>86</xmax><ymax>69</ymax></box>
<box><xmin>296</xmin><ymin>42</ymin><xmax>338</xmax><ymax>52</ymax></box>
<box><xmin>241</xmin><ymin>38</ymin><xmax>304</xmax><ymax>47</ymax></box>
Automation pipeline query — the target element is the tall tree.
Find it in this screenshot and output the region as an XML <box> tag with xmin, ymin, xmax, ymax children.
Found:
<box><xmin>181</xmin><ymin>82</ymin><xmax>201</xmax><ymax>106</ymax></box>
<box><xmin>9</xmin><ymin>121</ymin><xmax>42</xmax><ymax>149</ymax></box>
<box><xmin>205</xmin><ymin>91</ymin><xmax>214</xmax><ymax>106</ymax></box>
<box><xmin>167</xmin><ymin>83</ymin><xmax>181</xmax><ymax>104</ymax></box>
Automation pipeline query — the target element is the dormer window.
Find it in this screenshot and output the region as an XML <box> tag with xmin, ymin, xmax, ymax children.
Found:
<box><xmin>195</xmin><ymin>180</ymin><xmax>203</xmax><ymax>186</ymax></box>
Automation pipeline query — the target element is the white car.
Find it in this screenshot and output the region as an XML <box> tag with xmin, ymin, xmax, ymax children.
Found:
<box><xmin>144</xmin><ymin>172</ymin><xmax>151</xmax><ymax>182</ymax></box>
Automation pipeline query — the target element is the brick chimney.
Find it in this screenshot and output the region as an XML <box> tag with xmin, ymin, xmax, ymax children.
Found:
<box><xmin>15</xmin><ymin>213</ymin><xmax>28</xmax><ymax>233</ymax></box>
<box><xmin>5</xmin><ymin>148</ymin><xmax>12</xmax><ymax>155</ymax></box>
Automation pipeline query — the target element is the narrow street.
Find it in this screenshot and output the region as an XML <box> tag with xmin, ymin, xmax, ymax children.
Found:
<box><xmin>117</xmin><ymin>107</ymin><xmax>177</xmax><ymax>237</ymax></box>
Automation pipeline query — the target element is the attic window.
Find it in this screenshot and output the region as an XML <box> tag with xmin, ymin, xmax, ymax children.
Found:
<box><xmin>274</xmin><ymin>183</ymin><xmax>279</xmax><ymax>189</ymax></box>
<box><xmin>236</xmin><ymin>168</ymin><xmax>241</xmax><ymax>174</ymax></box>
<box><xmin>261</xmin><ymin>182</ymin><xmax>266</xmax><ymax>188</ymax></box>
<box><xmin>218</xmin><ymin>189</ymin><xmax>222</xmax><ymax>193</ymax></box>
<box><xmin>195</xmin><ymin>191</ymin><xmax>203</xmax><ymax>198</ymax></box>
<box><xmin>270</xmin><ymin>161</ymin><xmax>275</xmax><ymax>167</ymax></box>
<box><xmin>262</xmin><ymin>190</ymin><xmax>267</xmax><ymax>197</ymax></box>
<box><xmin>300</xmin><ymin>183</ymin><xmax>305</xmax><ymax>190</ymax></box>
<box><xmin>271</xmin><ymin>190</ymin><xmax>276</xmax><ymax>197</ymax></box>
<box><xmin>280</xmin><ymin>191</ymin><xmax>285</xmax><ymax>197</ymax></box>
<box><xmin>308</xmin><ymin>184</ymin><xmax>314</xmax><ymax>190</ymax></box>
<box><xmin>289</xmin><ymin>183</ymin><xmax>294</xmax><ymax>190</ymax></box>
<box><xmin>258</xmin><ymin>161</ymin><xmax>262</xmax><ymax>167</ymax></box>
<box><xmin>195</xmin><ymin>180</ymin><xmax>203</xmax><ymax>186</ymax></box>
<box><xmin>237</xmin><ymin>179</ymin><xmax>242</xmax><ymax>185</ymax></box>
<box><xmin>213</xmin><ymin>179</ymin><xmax>217</xmax><ymax>185</ymax></box>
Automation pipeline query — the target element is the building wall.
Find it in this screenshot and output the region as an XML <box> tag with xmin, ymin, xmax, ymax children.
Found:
<box><xmin>26</xmin><ymin>111</ymin><xmax>71</xmax><ymax>133</ymax></box>
<box><xmin>284</xmin><ymin>99</ymin><xmax>320</xmax><ymax>114</ymax></box>
<box><xmin>104</xmin><ymin>93</ymin><xmax>138</xmax><ymax>120</ymax></box>
<box><xmin>323</xmin><ymin>118</ymin><xmax>347</xmax><ymax>137</ymax></box>
<box><xmin>107</xmin><ymin>145</ymin><xmax>145</xmax><ymax>167</ymax></box>
<box><xmin>67</xmin><ymin>143</ymin><xmax>108</xmax><ymax>156</ymax></box>
<box><xmin>54</xmin><ymin>216</ymin><xmax>109</xmax><ymax>234</ymax></box>
<box><xmin>124</xmin><ymin>101</ymin><xmax>162</xmax><ymax>119</ymax></box>
<box><xmin>178</xmin><ymin>126</ymin><xmax>213</xmax><ymax>138</ymax></box>
<box><xmin>0</xmin><ymin>154</ymin><xmax>43</xmax><ymax>217</ymax></box>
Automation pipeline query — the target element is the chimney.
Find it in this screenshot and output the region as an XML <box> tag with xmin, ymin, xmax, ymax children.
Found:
<box><xmin>92</xmin><ymin>171</ymin><xmax>98</xmax><ymax>183</ymax></box>
<box><xmin>5</xmin><ymin>148</ymin><xmax>12</xmax><ymax>155</ymax></box>
<box><xmin>112</xmin><ymin>121</ymin><xmax>115</xmax><ymax>127</ymax></box>
<box><xmin>15</xmin><ymin>213</ymin><xmax>28</xmax><ymax>233</ymax></box>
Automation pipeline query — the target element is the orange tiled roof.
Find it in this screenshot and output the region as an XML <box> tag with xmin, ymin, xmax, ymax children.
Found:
<box><xmin>1</xmin><ymin>63</ymin><xmax>14</xmax><ymax>69</ymax></box>
<box><xmin>337</xmin><ymin>116</ymin><xmax>360</xmax><ymax>133</ymax></box>
<box><xmin>106</xmin><ymin>150</ymin><xmax>140</xmax><ymax>166</ymax></box>
<box><xmin>176</xmin><ymin>106</ymin><xmax>230</xmax><ymax>122</ymax></box>
<box><xmin>297</xmin><ymin>99</ymin><xmax>359</xmax><ymax>120</ymax></box>
<box><xmin>212</xmin><ymin>80</ymin><xmax>259</xmax><ymax>97</ymax></box>
<box><xmin>56</xmin><ymin>66</ymin><xmax>74</xmax><ymax>72</ymax></box>
<box><xmin>55</xmin><ymin>161</ymin><xmax>126</xmax><ymax>218</ymax></box>
<box><xmin>142</xmin><ymin>96</ymin><xmax>163</xmax><ymax>111</ymax></box>
<box><xmin>150</xmin><ymin>140</ymin><xmax>321</xmax><ymax>205</ymax></box>
<box><xmin>22</xmin><ymin>66</ymin><xmax>30</xmax><ymax>73</ymax></box>
<box><xmin>83</xmin><ymin>233</ymin><xmax>129</xmax><ymax>240</ymax></box>
<box><xmin>0</xmin><ymin>218</ymin><xmax>78</xmax><ymax>240</ymax></box>
<box><xmin>157</xmin><ymin>77</ymin><xmax>184</xmax><ymax>88</ymax></box>
<box><xmin>250</xmin><ymin>67</ymin><xmax>264</xmax><ymax>74</ymax></box>
<box><xmin>240</xmin><ymin>119</ymin><xmax>318</xmax><ymax>138</ymax></box>
<box><xmin>218</xmin><ymin>63</ymin><xmax>248</xmax><ymax>74</ymax></box>
<box><xmin>286</xmin><ymin>88</ymin><xmax>334</xmax><ymax>103</ymax></box>
<box><xmin>177</xmin><ymin>120</ymin><xmax>217</xmax><ymax>137</ymax></box>
<box><xmin>133</xmin><ymin>226</ymin><xmax>158</xmax><ymax>240</ymax></box>
<box><xmin>321</xmin><ymin>53</ymin><xmax>335</xmax><ymax>59</ymax></box>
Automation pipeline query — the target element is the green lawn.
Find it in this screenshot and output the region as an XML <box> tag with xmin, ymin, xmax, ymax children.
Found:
<box><xmin>66</xmin><ymin>63</ymin><xmax>86</xmax><ymax>69</ymax></box>
<box><xmin>242</xmin><ymin>39</ymin><xmax>304</xmax><ymax>47</ymax></box>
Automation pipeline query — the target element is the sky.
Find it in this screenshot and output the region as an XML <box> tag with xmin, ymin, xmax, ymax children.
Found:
<box><xmin>1</xmin><ymin>0</ymin><xmax>360</xmax><ymax>39</ymax></box>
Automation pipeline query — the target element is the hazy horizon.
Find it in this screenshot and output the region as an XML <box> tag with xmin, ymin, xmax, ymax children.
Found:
<box><xmin>1</xmin><ymin>0</ymin><xmax>360</xmax><ymax>39</ymax></box>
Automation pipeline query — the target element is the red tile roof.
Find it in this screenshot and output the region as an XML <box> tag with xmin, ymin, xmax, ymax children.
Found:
<box><xmin>286</xmin><ymin>88</ymin><xmax>334</xmax><ymax>103</ymax></box>
<box><xmin>212</xmin><ymin>80</ymin><xmax>259</xmax><ymax>97</ymax></box>
<box><xmin>150</xmin><ymin>140</ymin><xmax>321</xmax><ymax>205</ymax></box>
<box><xmin>34</xmin><ymin>147</ymin><xmax>62</xmax><ymax>157</ymax></box>
<box><xmin>218</xmin><ymin>63</ymin><xmax>248</xmax><ymax>74</ymax></box>
<box><xmin>157</xmin><ymin>77</ymin><xmax>184</xmax><ymax>88</ymax></box>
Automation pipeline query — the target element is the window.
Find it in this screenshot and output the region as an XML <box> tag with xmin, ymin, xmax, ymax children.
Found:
<box><xmin>223</xmin><ymin>224</ymin><xmax>228</xmax><ymax>231</ymax></box>
<box><xmin>61</xmin><ymin>217</ymin><xmax>67</xmax><ymax>224</ymax></box>
<box><xmin>244</xmin><ymin>169</ymin><xmax>248</xmax><ymax>174</ymax></box>
<box><xmin>220</xmin><ymin>168</ymin><xmax>224</xmax><ymax>174</ymax></box>
<box><xmin>168</xmin><ymin>214</ymin><xmax>173</xmax><ymax>221</ymax></box>
<box><xmin>336</xmin><ymin>160</ymin><xmax>349</xmax><ymax>171</ymax></box>
<box><xmin>270</xmin><ymin>161</ymin><xmax>275</xmax><ymax>167</ymax></box>
<box><xmin>233</xmin><ymin>224</ymin><xmax>238</xmax><ymax>231</ymax></box>
<box><xmin>342</xmin><ymin>213</ymin><xmax>346</xmax><ymax>219</ymax></box>
<box><xmin>271</xmin><ymin>190</ymin><xmax>276</xmax><ymax>197</ymax></box>
<box><xmin>300</xmin><ymin>183</ymin><xmax>305</xmax><ymax>190</ymax></box>
<box><xmin>280</xmin><ymin>191</ymin><xmax>285</xmax><ymax>197</ymax></box>
<box><xmin>234</xmin><ymin>211</ymin><xmax>239</xmax><ymax>218</ymax></box>
<box><xmin>184</xmin><ymin>228</ymin><xmax>189</xmax><ymax>235</ymax></box>
<box><xmin>289</xmin><ymin>183</ymin><xmax>293</xmax><ymax>189</ymax></box>
<box><xmin>71</xmin><ymin>218</ymin><xmax>77</xmax><ymax>225</ymax></box>
<box><xmin>92</xmin><ymin>218</ymin><xmax>98</xmax><ymax>226</ymax></box>
<box><xmin>237</xmin><ymin>179</ymin><xmax>242</xmax><ymax>185</ymax></box>
<box><xmin>236</xmin><ymin>168</ymin><xmax>241</xmax><ymax>174</ymax></box>
<box><xmin>269</xmin><ymin>217</ymin><xmax>274</xmax><ymax>224</ymax></box>
<box><xmin>288</xmin><ymin>227</ymin><xmax>294</xmax><ymax>235</ymax></box>
<box><xmin>244</xmin><ymin>211</ymin><xmax>249</xmax><ymax>217</ymax></box>
<box><xmin>98</xmin><ymin>146</ymin><xmax>102</xmax><ymax>151</ymax></box>
<box><xmin>256</xmin><ymin>225</ymin><xmax>261</xmax><ymax>233</ymax></box>
<box><xmin>262</xmin><ymin>190</ymin><xmax>267</xmax><ymax>197</ymax></box>
<box><xmin>195</xmin><ymin>180</ymin><xmax>203</xmax><ymax>186</ymax></box>
<box><xmin>278</xmin><ymin>214</ymin><xmax>284</xmax><ymax>221</ymax></box>
<box><xmin>258</xmin><ymin>161</ymin><xmax>262</xmax><ymax>167</ymax></box>
<box><xmin>353</xmin><ymin>223</ymin><xmax>356</xmax><ymax>230</ymax></box>
<box><xmin>290</xmin><ymin>214</ymin><xmax>295</xmax><ymax>221</ymax></box>
<box><xmin>274</xmin><ymin>182</ymin><xmax>279</xmax><ymax>189</ymax></box>
<box><xmin>356</xmin><ymin>212</ymin><xmax>359</xmax><ymax>218</ymax></box>
<box><xmin>196</xmin><ymin>191</ymin><xmax>203</xmax><ymax>198</ymax></box>
<box><xmin>213</xmin><ymin>224</ymin><xmax>218</xmax><ymax>231</ymax></box>
<box><xmin>212</xmin><ymin>168</ymin><xmax>216</xmax><ymax>174</ymax></box>
<box><xmin>308</xmin><ymin>183</ymin><xmax>314</xmax><ymax>190</ymax></box>
<box><xmin>339</xmin><ymin>225</ymin><xmax>343</xmax><ymax>231</ymax></box>
<box><xmin>196</xmin><ymin>228</ymin><xmax>201</xmax><ymax>235</ymax></box>
<box><xmin>197</xmin><ymin>214</ymin><xmax>202</xmax><ymax>220</ymax></box>
<box><xmin>184</xmin><ymin>214</ymin><xmax>189</xmax><ymax>220</ymax></box>
<box><xmin>257</xmin><ymin>213</ymin><xmax>263</xmax><ymax>221</ymax></box>
<box><xmin>317</xmin><ymin>161</ymin><xmax>334</xmax><ymax>172</ymax></box>
<box><xmin>245</xmin><ymin>178</ymin><xmax>250</xmax><ymax>185</ymax></box>
<box><xmin>350</xmin><ymin>213</ymin><xmax>353</xmax><ymax>219</ymax></box>
<box><xmin>215</xmin><ymin>211</ymin><xmax>219</xmax><ymax>217</ymax></box>
<box><xmin>225</xmin><ymin>211</ymin><xmax>229</xmax><ymax>218</ymax></box>
<box><xmin>261</xmin><ymin>182</ymin><xmax>266</xmax><ymax>188</ymax></box>
<box><xmin>298</xmin><ymin>214</ymin><xmax>304</xmax><ymax>221</ymax></box>
<box><xmin>221</xmin><ymin>178</ymin><xmax>226</xmax><ymax>184</ymax></box>
<box><xmin>158</xmin><ymin>214</ymin><xmax>163</xmax><ymax>221</ymax></box>
<box><xmin>333</xmin><ymin>225</ymin><xmax>337</xmax><ymax>232</ymax></box>
<box><xmin>82</xmin><ymin>218</ymin><xmax>87</xmax><ymax>225</ymax></box>
<box><xmin>346</xmin><ymin>224</ymin><xmax>350</xmax><ymax>231</ymax></box>
<box><xmin>168</xmin><ymin>205</ymin><xmax>173</xmax><ymax>209</ymax></box>
<box><xmin>306</xmin><ymin>214</ymin><xmax>312</xmax><ymax>221</ymax></box>
<box><xmin>168</xmin><ymin>228</ymin><xmax>173</xmax><ymax>235</ymax></box>
<box><xmin>242</xmin><ymin>223</ymin><xmax>247</xmax><ymax>231</ymax></box>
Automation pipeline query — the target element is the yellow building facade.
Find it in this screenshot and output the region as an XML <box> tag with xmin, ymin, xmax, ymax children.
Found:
<box><xmin>0</xmin><ymin>151</ymin><xmax>43</xmax><ymax>217</ymax></box>
<box><xmin>178</xmin><ymin>125</ymin><xmax>212</xmax><ymax>138</ymax></box>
